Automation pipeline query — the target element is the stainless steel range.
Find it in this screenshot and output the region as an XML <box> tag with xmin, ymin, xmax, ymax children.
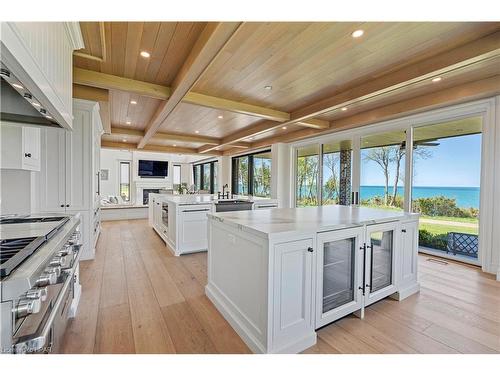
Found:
<box><xmin>0</xmin><ymin>214</ymin><xmax>82</xmax><ymax>354</ymax></box>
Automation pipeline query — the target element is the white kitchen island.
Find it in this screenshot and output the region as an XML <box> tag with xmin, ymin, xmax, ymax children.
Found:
<box><xmin>149</xmin><ymin>193</ymin><xmax>279</xmax><ymax>256</ymax></box>
<box><xmin>205</xmin><ymin>205</ymin><xmax>420</xmax><ymax>354</ymax></box>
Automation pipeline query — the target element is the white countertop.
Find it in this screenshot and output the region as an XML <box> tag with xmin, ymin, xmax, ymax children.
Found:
<box><xmin>208</xmin><ymin>205</ymin><xmax>419</xmax><ymax>236</ymax></box>
<box><xmin>150</xmin><ymin>193</ymin><xmax>276</xmax><ymax>206</ymax></box>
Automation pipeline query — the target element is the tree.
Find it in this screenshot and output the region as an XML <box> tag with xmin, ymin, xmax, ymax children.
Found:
<box><xmin>364</xmin><ymin>144</ymin><xmax>432</xmax><ymax>207</ymax></box>
<box><xmin>323</xmin><ymin>152</ymin><xmax>340</xmax><ymax>204</ymax></box>
<box><xmin>364</xmin><ymin>147</ymin><xmax>392</xmax><ymax>205</ymax></box>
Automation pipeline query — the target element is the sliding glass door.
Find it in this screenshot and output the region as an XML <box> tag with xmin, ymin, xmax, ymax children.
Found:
<box><xmin>411</xmin><ymin>116</ymin><xmax>482</xmax><ymax>261</ymax></box>
<box><xmin>293</xmin><ymin>108</ymin><xmax>486</xmax><ymax>265</ymax></box>
<box><xmin>360</xmin><ymin>130</ymin><xmax>406</xmax><ymax>211</ymax></box>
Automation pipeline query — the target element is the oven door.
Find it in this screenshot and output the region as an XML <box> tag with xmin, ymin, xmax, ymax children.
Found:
<box><xmin>13</xmin><ymin>269</ymin><xmax>74</xmax><ymax>354</ymax></box>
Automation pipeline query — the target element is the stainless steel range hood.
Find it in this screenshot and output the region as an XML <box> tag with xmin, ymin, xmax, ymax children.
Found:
<box><xmin>0</xmin><ymin>66</ymin><xmax>60</xmax><ymax>127</ymax></box>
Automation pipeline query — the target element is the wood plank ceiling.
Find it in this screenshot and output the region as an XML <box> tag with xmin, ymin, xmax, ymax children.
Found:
<box><xmin>73</xmin><ymin>22</ymin><xmax>500</xmax><ymax>156</ymax></box>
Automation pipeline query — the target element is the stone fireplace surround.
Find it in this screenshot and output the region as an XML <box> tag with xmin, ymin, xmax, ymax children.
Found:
<box><xmin>135</xmin><ymin>180</ymin><xmax>172</xmax><ymax>206</ymax></box>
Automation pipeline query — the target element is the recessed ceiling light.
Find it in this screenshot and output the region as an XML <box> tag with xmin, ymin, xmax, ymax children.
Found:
<box><xmin>218</xmin><ymin>115</ymin><xmax>223</xmax><ymax>119</ymax></box>
<box><xmin>126</xmin><ymin>121</ymin><xmax>131</xmax><ymax>125</ymax></box>
<box><xmin>140</xmin><ymin>51</ymin><xmax>150</xmax><ymax>58</ymax></box>
<box><xmin>32</xmin><ymin>102</ymin><xmax>41</xmax><ymax>107</ymax></box>
<box><xmin>264</xmin><ymin>85</ymin><xmax>272</xmax><ymax>90</ymax></box>
<box><xmin>432</xmin><ymin>77</ymin><xmax>442</xmax><ymax>83</ymax></box>
<box><xmin>45</xmin><ymin>115</ymin><xmax>52</xmax><ymax>120</ymax></box>
<box><xmin>248</xmin><ymin>137</ymin><xmax>253</xmax><ymax>140</ymax></box>
<box><xmin>12</xmin><ymin>83</ymin><xmax>24</xmax><ymax>90</ymax></box>
<box><xmin>282</xmin><ymin>126</ymin><xmax>287</xmax><ymax>130</ymax></box>
<box><xmin>351</xmin><ymin>29</ymin><xmax>364</xmax><ymax>38</ymax></box>
<box><xmin>195</xmin><ymin>130</ymin><xmax>200</xmax><ymax>134</ymax></box>
<box><xmin>341</xmin><ymin>107</ymin><xmax>348</xmax><ymax>111</ymax></box>
<box><xmin>122</xmin><ymin>139</ymin><xmax>127</xmax><ymax>142</ymax></box>
<box><xmin>173</xmin><ymin>144</ymin><xmax>177</xmax><ymax>147</ymax></box>
<box><xmin>130</xmin><ymin>100</ymin><xmax>137</xmax><ymax>105</ymax></box>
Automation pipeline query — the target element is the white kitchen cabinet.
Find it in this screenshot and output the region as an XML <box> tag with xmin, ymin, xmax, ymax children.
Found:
<box><xmin>178</xmin><ymin>205</ymin><xmax>212</xmax><ymax>253</ymax></box>
<box><xmin>272</xmin><ymin>238</ymin><xmax>314</xmax><ymax>351</ymax></box>
<box><xmin>0</xmin><ymin>122</ymin><xmax>41</xmax><ymax>171</ymax></box>
<box><xmin>364</xmin><ymin>221</ymin><xmax>400</xmax><ymax>306</ymax></box>
<box><xmin>316</xmin><ymin>227</ymin><xmax>364</xmax><ymax>328</ymax></box>
<box><xmin>396</xmin><ymin>220</ymin><xmax>420</xmax><ymax>300</ymax></box>
<box><xmin>0</xmin><ymin>22</ymin><xmax>83</xmax><ymax>129</ymax></box>
<box><xmin>253</xmin><ymin>200</ymin><xmax>279</xmax><ymax>210</ymax></box>
<box><xmin>36</xmin><ymin>99</ymin><xmax>103</xmax><ymax>260</ymax></box>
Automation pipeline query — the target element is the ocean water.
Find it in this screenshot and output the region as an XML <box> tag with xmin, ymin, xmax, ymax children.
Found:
<box><xmin>360</xmin><ymin>186</ymin><xmax>480</xmax><ymax>208</ymax></box>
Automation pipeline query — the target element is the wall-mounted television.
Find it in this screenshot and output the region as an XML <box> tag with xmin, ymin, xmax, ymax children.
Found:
<box><xmin>138</xmin><ymin>160</ymin><xmax>168</xmax><ymax>178</ymax></box>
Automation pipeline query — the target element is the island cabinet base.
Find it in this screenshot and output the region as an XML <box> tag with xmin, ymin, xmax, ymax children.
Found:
<box><xmin>206</xmin><ymin>213</ymin><xmax>420</xmax><ymax>353</ymax></box>
<box><xmin>206</xmin><ymin>218</ymin><xmax>317</xmax><ymax>354</ymax></box>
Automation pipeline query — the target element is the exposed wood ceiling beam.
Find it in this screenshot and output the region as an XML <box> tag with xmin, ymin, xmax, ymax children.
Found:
<box><xmin>137</xmin><ymin>22</ymin><xmax>243</xmax><ymax>149</ymax></box>
<box><xmin>111</xmin><ymin>126</ymin><xmax>220</xmax><ymax>145</ymax></box>
<box><xmin>74</xmin><ymin>67</ymin><xmax>171</xmax><ymax>100</ymax></box>
<box><xmin>101</xmin><ymin>141</ymin><xmax>222</xmax><ymax>156</ymax></box>
<box><xmin>238</xmin><ymin>75</ymin><xmax>500</xmax><ymax>154</ymax></box>
<box><xmin>110</xmin><ymin>126</ymin><xmax>251</xmax><ymax>151</ymax></box>
<box><xmin>74</xmin><ymin>68</ymin><xmax>328</xmax><ymax>130</ymax></box>
<box><xmin>72</xmin><ymin>84</ymin><xmax>111</xmax><ymax>134</ymax></box>
<box><xmin>199</xmin><ymin>32</ymin><xmax>500</xmax><ymax>154</ymax></box>
<box><xmin>286</xmin><ymin>30</ymin><xmax>500</xmax><ymax>124</ymax></box>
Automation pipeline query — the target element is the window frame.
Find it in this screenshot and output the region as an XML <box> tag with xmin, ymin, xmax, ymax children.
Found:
<box><xmin>193</xmin><ymin>160</ymin><xmax>218</xmax><ymax>193</ymax></box>
<box><xmin>118</xmin><ymin>160</ymin><xmax>131</xmax><ymax>202</ymax></box>
<box><xmin>231</xmin><ymin>149</ymin><xmax>271</xmax><ymax>197</ymax></box>
<box><xmin>173</xmin><ymin>164</ymin><xmax>181</xmax><ymax>185</ymax></box>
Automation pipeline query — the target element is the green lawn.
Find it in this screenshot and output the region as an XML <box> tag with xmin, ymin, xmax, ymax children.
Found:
<box><xmin>419</xmin><ymin>222</ymin><xmax>478</xmax><ymax>235</ymax></box>
<box><xmin>420</xmin><ymin>215</ymin><xmax>478</xmax><ymax>224</ymax></box>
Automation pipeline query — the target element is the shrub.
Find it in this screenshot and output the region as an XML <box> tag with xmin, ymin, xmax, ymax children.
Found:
<box><xmin>419</xmin><ymin>229</ymin><xmax>448</xmax><ymax>251</ymax></box>
<box><xmin>412</xmin><ymin>196</ymin><xmax>478</xmax><ymax>218</ymax></box>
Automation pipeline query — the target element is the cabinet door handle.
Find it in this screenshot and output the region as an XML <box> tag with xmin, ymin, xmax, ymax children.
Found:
<box><xmin>60</xmin><ymin>204</ymin><xmax>64</xmax><ymax>208</ymax></box>
<box><xmin>66</xmin><ymin>204</ymin><xmax>69</xmax><ymax>207</ymax></box>
<box><xmin>24</xmin><ymin>153</ymin><xmax>32</xmax><ymax>158</ymax></box>
<box><xmin>401</xmin><ymin>229</ymin><xmax>407</xmax><ymax>233</ymax></box>
<box><xmin>307</xmin><ymin>247</ymin><xmax>313</xmax><ymax>253</ymax></box>
<box><xmin>360</xmin><ymin>243</ymin><xmax>366</xmax><ymax>295</ymax></box>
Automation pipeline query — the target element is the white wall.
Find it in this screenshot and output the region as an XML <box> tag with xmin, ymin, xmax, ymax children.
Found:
<box><xmin>271</xmin><ymin>143</ymin><xmax>292</xmax><ymax>208</ymax></box>
<box><xmin>100</xmin><ymin>149</ymin><xmax>133</xmax><ymax>200</ymax></box>
<box><xmin>100</xmin><ymin>149</ymin><xmax>202</xmax><ymax>204</ymax></box>
<box><xmin>0</xmin><ymin>169</ymin><xmax>32</xmax><ymax>215</ymax></box>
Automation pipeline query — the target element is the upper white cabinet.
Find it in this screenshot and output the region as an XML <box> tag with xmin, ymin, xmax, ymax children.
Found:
<box><xmin>0</xmin><ymin>122</ymin><xmax>41</xmax><ymax>171</ymax></box>
<box><xmin>0</xmin><ymin>22</ymin><xmax>84</xmax><ymax>129</ymax></box>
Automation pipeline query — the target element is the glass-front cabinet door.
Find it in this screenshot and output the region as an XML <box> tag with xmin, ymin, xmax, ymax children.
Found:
<box><xmin>316</xmin><ymin>227</ymin><xmax>364</xmax><ymax>328</ymax></box>
<box><xmin>364</xmin><ymin>222</ymin><xmax>399</xmax><ymax>306</ymax></box>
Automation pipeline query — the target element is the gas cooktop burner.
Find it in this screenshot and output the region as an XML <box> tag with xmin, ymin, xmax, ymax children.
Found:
<box><xmin>0</xmin><ymin>216</ymin><xmax>70</xmax><ymax>278</ymax></box>
<box><xmin>0</xmin><ymin>236</ymin><xmax>46</xmax><ymax>278</ymax></box>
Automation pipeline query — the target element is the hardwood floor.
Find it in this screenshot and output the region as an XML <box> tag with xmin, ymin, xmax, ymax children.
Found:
<box><xmin>61</xmin><ymin>219</ymin><xmax>500</xmax><ymax>354</ymax></box>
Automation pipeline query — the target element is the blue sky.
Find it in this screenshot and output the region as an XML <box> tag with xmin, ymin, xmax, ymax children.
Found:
<box><xmin>361</xmin><ymin>134</ymin><xmax>481</xmax><ymax>187</ymax></box>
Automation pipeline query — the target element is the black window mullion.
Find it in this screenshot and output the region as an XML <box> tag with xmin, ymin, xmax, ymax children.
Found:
<box><xmin>248</xmin><ymin>155</ymin><xmax>254</xmax><ymax>196</ymax></box>
<box><xmin>210</xmin><ymin>162</ymin><xmax>215</xmax><ymax>194</ymax></box>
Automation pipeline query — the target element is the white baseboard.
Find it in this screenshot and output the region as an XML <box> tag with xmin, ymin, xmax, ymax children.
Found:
<box><xmin>206</xmin><ymin>284</ymin><xmax>266</xmax><ymax>353</ymax></box>
<box><xmin>390</xmin><ymin>283</ymin><xmax>420</xmax><ymax>301</ymax></box>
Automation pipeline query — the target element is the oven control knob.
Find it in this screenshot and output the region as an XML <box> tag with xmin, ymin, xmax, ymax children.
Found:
<box><xmin>45</xmin><ymin>265</ymin><xmax>61</xmax><ymax>278</ymax></box>
<box><xmin>50</xmin><ymin>254</ymin><xmax>71</xmax><ymax>268</ymax></box>
<box><xmin>25</xmin><ymin>287</ymin><xmax>47</xmax><ymax>302</ymax></box>
<box><xmin>13</xmin><ymin>300</ymin><xmax>36</xmax><ymax>319</ymax></box>
<box><xmin>35</xmin><ymin>271</ymin><xmax>57</xmax><ymax>287</ymax></box>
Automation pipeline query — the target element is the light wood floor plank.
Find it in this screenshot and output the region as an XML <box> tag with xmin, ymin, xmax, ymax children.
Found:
<box><xmin>160</xmin><ymin>301</ymin><xmax>218</xmax><ymax>354</ymax></box>
<box><xmin>61</xmin><ymin>219</ymin><xmax>500</xmax><ymax>355</ymax></box>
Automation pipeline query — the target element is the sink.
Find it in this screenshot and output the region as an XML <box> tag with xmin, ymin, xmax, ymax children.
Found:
<box><xmin>214</xmin><ymin>200</ymin><xmax>253</xmax><ymax>212</ymax></box>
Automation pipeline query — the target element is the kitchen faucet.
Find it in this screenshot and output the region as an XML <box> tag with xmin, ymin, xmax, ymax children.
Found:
<box><xmin>218</xmin><ymin>184</ymin><xmax>230</xmax><ymax>200</ymax></box>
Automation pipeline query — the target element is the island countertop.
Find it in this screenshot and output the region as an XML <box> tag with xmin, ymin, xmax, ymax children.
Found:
<box><xmin>149</xmin><ymin>193</ymin><xmax>276</xmax><ymax>206</ymax></box>
<box><xmin>208</xmin><ymin>205</ymin><xmax>419</xmax><ymax>237</ymax></box>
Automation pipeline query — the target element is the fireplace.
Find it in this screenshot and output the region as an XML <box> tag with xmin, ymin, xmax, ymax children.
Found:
<box><xmin>143</xmin><ymin>189</ymin><xmax>160</xmax><ymax>205</ymax></box>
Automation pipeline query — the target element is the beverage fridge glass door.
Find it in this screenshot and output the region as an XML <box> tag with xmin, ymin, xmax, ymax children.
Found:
<box><xmin>364</xmin><ymin>222</ymin><xmax>398</xmax><ymax>306</ymax></box>
<box><xmin>162</xmin><ymin>203</ymin><xmax>168</xmax><ymax>228</ymax></box>
<box><xmin>316</xmin><ymin>227</ymin><xmax>363</xmax><ymax>328</ymax></box>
